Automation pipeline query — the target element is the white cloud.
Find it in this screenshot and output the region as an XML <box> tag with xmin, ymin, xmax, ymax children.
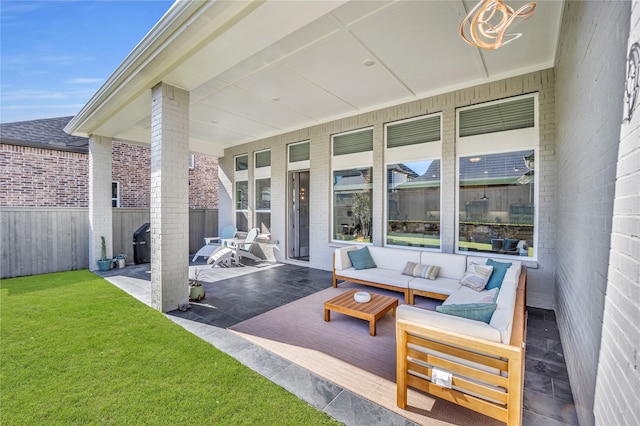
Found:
<box><xmin>66</xmin><ymin>77</ymin><xmax>104</xmax><ymax>84</ymax></box>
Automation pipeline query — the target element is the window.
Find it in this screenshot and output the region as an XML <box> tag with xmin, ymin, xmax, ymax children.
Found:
<box><xmin>189</xmin><ymin>154</ymin><xmax>195</xmax><ymax>169</ymax></box>
<box><xmin>387</xmin><ymin>160</ymin><xmax>441</xmax><ymax>248</ymax></box>
<box><xmin>255</xmin><ymin>150</ymin><xmax>271</xmax><ymax>234</ymax></box>
<box><xmin>111</xmin><ymin>182</ymin><xmax>120</xmax><ymax>208</ymax></box>
<box><xmin>332</xmin><ymin>128</ymin><xmax>374</xmax><ymax>243</ymax></box>
<box><xmin>456</xmin><ymin>94</ymin><xmax>538</xmax><ymax>259</ymax></box>
<box><xmin>234</xmin><ymin>154</ymin><xmax>249</xmax><ymax>232</ymax></box>
<box><xmin>235</xmin><ymin>155</ymin><xmax>248</xmax><ymax>171</ymax></box>
<box><xmin>288</xmin><ymin>141</ymin><xmax>310</xmax><ymax>171</ymax></box>
<box><xmin>235</xmin><ymin>181</ymin><xmax>248</xmax><ymax>232</ymax></box>
<box><xmin>333</xmin><ymin>167</ymin><xmax>373</xmax><ymax>242</ymax></box>
<box><xmin>385</xmin><ymin>114</ymin><xmax>442</xmax><ymax>249</ymax></box>
<box><xmin>458</xmin><ymin>150</ymin><xmax>535</xmax><ymax>257</ymax></box>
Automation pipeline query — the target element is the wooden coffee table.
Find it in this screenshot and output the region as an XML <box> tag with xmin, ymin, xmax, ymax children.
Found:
<box><xmin>324</xmin><ymin>290</ymin><xmax>398</xmax><ymax>336</ymax></box>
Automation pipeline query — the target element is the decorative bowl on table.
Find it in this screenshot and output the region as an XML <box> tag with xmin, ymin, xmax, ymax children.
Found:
<box><xmin>354</xmin><ymin>291</ymin><xmax>371</xmax><ymax>303</ymax></box>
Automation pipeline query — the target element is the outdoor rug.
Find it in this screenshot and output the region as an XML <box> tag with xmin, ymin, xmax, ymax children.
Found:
<box><xmin>230</xmin><ymin>282</ymin><xmax>503</xmax><ymax>425</ymax></box>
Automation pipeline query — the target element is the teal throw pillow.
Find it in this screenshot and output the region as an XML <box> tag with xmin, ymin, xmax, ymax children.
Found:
<box><xmin>347</xmin><ymin>247</ymin><xmax>377</xmax><ymax>270</ymax></box>
<box><xmin>436</xmin><ymin>302</ymin><xmax>497</xmax><ymax>324</ymax></box>
<box><xmin>485</xmin><ymin>259</ymin><xmax>512</xmax><ymax>290</ymax></box>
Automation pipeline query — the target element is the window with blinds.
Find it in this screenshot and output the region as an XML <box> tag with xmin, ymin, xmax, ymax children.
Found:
<box><xmin>255</xmin><ymin>150</ymin><xmax>271</xmax><ymax>168</ymax></box>
<box><xmin>459</xmin><ymin>96</ymin><xmax>535</xmax><ymax>138</ymax></box>
<box><xmin>235</xmin><ymin>155</ymin><xmax>248</xmax><ymax>171</ymax></box>
<box><xmin>289</xmin><ymin>142</ymin><xmax>309</xmax><ymax>163</ymax></box>
<box><xmin>387</xmin><ymin>115</ymin><xmax>440</xmax><ymax>148</ymax></box>
<box><xmin>333</xmin><ymin>128</ymin><xmax>373</xmax><ymax>156</ymax></box>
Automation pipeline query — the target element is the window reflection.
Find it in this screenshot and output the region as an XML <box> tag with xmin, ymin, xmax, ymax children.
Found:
<box><xmin>386</xmin><ymin>160</ymin><xmax>440</xmax><ymax>248</ymax></box>
<box><xmin>458</xmin><ymin>150</ymin><xmax>535</xmax><ymax>257</ymax></box>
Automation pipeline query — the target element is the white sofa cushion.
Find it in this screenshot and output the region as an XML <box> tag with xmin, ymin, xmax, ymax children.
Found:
<box><xmin>338</xmin><ymin>267</ymin><xmax>413</xmax><ymax>289</ymax></box>
<box><xmin>334</xmin><ymin>246</ymin><xmax>358</xmax><ymax>270</ymax></box>
<box><xmin>397</xmin><ymin>304</ymin><xmax>502</xmax><ymax>343</ymax></box>
<box><xmin>489</xmin><ymin>272</ymin><xmax>519</xmax><ymax>344</ymax></box>
<box><xmin>443</xmin><ymin>286</ymin><xmax>499</xmax><ymax>305</ymax></box>
<box><xmin>368</xmin><ymin>246</ymin><xmax>421</xmax><ymax>271</ymax></box>
<box><xmin>421</xmin><ymin>252</ymin><xmax>468</xmax><ymax>280</ymax></box>
<box><xmin>409</xmin><ymin>276</ymin><xmax>462</xmax><ymax>296</ymax></box>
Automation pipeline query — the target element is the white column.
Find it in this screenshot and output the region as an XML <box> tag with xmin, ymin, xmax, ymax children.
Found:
<box><xmin>150</xmin><ymin>82</ymin><xmax>190</xmax><ymax>312</ymax></box>
<box><xmin>88</xmin><ymin>135</ymin><xmax>113</xmax><ymax>271</ymax></box>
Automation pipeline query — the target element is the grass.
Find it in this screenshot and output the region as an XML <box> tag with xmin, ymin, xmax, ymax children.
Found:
<box><xmin>1</xmin><ymin>270</ymin><xmax>340</xmax><ymax>425</ymax></box>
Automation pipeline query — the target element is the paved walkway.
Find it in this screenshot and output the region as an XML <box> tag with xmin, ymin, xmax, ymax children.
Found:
<box><xmin>99</xmin><ymin>259</ymin><xmax>577</xmax><ymax>425</ymax></box>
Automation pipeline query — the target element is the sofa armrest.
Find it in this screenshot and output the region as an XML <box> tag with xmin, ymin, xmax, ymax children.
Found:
<box><xmin>334</xmin><ymin>246</ymin><xmax>358</xmax><ymax>271</ymax></box>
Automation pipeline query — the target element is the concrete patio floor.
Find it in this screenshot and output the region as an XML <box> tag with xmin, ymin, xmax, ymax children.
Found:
<box><xmin>98</xmin><ymin>258</ymin><xmax>578</xmax><ymax>426</ymax></box>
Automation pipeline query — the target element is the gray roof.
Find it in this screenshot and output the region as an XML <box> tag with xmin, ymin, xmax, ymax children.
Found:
<box><xmin>0</xmin><ymin>116</ymin><xmax>88</xmax><ymax>153</ymax></box>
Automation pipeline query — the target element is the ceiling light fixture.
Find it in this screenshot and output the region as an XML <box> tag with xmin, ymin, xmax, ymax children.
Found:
<box><xmin>363</xmin><ymin>59</ymin><xmax>375</xmax><ymax>67</ymax></box>
<box><xmin>459</xmin><ymin>0</ymin><xmax>536</xmax><ymax>50</ymax></box>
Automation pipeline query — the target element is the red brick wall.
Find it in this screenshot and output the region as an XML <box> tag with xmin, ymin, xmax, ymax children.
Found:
<box><xmin>189</xmin><ymin>155</ymin><xmax>219</xmax><ymax>209</ymax></box>
<box><xmin>0</xmin><ymin>142</ymin><xmax>218</xmax><ymax>208</ymax></box>
<box><xmin>0</xmin><ymin>144</ymin><xmax>89</xmax><ymax>207</ymax></box>
<box><xmin>112</xmin><ymin>143</ymin><xmax>150</xmax><ymax>207</ymax></box>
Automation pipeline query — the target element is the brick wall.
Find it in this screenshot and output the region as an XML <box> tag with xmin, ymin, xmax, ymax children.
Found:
<box><xmin>188</xmin><ymin>154</ymin><xmax>219</xmax><ymax>209</ymax></box>
<box><xmin>112</xmin><ymin>142</ymin><xmax>150</xmax><ymax>207</ymax></box>
<box><xmin>554</xmin><ymin>1</ymin><xmax>633</xmax><ymax>425</ymax></box>
<box><xmin>0</xmin><ymin>144</ymin><xmax>88</xmax><ymax>207</ymax></box>
<box><xmin>0</xmin><ymin>142</ymin><xmax>218</xmax><ymax>209</ymax></box>
<box><xmin>220</xmin><ymin>69</ymin><xmax>557</xmax><ymax>309</ymax></box>
<box><xmin>594</xmin><ymin>1</ymin><xmax>640</xmax><ymax>424</ymax></box>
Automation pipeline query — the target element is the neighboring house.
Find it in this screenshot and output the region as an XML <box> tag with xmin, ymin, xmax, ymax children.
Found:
<box><xmin>0</xmin><ymin>116</ymin><xmax>218</xmax><ymax>209</ymax></box>
<box><xmin>60</xmin><ymin>2</ymin><xmax>640</xmax><ymax>425</ymax></box>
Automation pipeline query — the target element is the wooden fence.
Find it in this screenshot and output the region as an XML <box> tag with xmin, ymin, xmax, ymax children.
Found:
<box><xmin>0</xmin><ymin>207</ymin><xmax>218</xmax><ymax>279</ymax></box>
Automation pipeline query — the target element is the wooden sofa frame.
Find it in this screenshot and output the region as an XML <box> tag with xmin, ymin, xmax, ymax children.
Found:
<box><xmin>396</xmin><ymin>268</ymin><xmax>527</xmax><ymax>425</ymax></box>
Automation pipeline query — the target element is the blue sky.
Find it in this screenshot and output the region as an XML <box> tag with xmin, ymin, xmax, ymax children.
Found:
<box><xmin>1</xmin><ymin>0</ymin><xmax>173</xmax><ymax>123</ymax></box>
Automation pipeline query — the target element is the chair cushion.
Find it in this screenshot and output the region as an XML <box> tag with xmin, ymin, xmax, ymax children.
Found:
<box><xmin>347</xmin><ymin>247</ymin><xmax>377</xmax><ymax>270</ymax></box>
<box><xmin>485</xmin><ymin>259</ymin><xmax>512</xmax><ymax>290</ymax></box>
<box><xmin>402</xmin><ymin>262</ymin><xmax>440</xmax><ymax>280</ymax></box>
<box><xmin>460</xmin><ymin>263</ymin><xmax>494</xmax><ymax>291</ymax></box>
<box><xmin>436</xmin><ymin>302</ymin><xmax>497</xmax><ymax>324</ymax></box>
<box><xmin>502</xmin><ymin>238</ymin><xmax>518</xmax><ymax>252</ymax></box>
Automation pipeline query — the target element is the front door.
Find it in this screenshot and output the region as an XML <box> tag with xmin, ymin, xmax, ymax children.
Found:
<box><xmin>287</xmin><ymin>170</ymin><xmax>309</xmax><ymax>260</ymax></box>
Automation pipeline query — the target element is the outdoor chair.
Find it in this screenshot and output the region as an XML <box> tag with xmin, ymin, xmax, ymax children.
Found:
<box><xmin>226</xmin><ymin>228</ymin><xmax>263</xmax><ymax>265</ymax></box>
<box><xmin>192</xmin><ymin>225</ymin><xmax>237</xmax><ymax>261</ymax></box>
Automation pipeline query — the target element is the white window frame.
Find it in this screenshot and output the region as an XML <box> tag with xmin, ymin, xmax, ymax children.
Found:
<box><xmin>455</xmin><ymin>93</ymin><xmax>539</xmax><ymax>260</ymax></box>
<box><xmin>234</xmin><ymin>154</ymin><xmax>249</xmax><ymax>231</ymax></box>
<box><xmin>288</xmin><ymin>141</ymin><xmax>310</xmax><ymax>171</ymax></box>
<box><xmin>112</xmin><ymin>181</ymin><xmax>120</xmax><ymax>208</ymax></box>
<box><xmin>254</xmin><ymin>149</ymin><xmax>271</xmax><ymax>234</ymax></box>
<box><xmin>384</xmin><ymin>113</ymin><xmax>443</xmax><ymax>251</ymax></box>
<box><xmin>331</xmin><ymin>127</ymin><xmax>374</xmax><ymax>244</ymax></box>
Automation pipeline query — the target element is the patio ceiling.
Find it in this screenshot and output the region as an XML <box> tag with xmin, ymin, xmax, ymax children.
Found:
<box><xmin>65</xmin><ymin>0</ymin><xmax>564</xmax><ymax>158</ymax></box>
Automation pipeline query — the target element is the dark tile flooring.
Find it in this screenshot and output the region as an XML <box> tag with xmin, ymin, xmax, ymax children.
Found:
<box><xmin>106</xmin><ymin>259</ymin><xmax>579</xmax><ymax>425</ymax></box>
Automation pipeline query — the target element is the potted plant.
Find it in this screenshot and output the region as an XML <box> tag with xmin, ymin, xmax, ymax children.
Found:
<box><xmin>96</xmin><ymin>236</ymin><xmax>112</xmax><ymax>271</ymax></box>
<box><xmin>188</xmin><ymin>268</ymin><xmax>206</xmax><ymax>302</ymax></box>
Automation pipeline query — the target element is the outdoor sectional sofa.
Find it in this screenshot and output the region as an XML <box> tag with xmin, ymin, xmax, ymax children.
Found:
<box><xmin>332</xmin><ymin>245</ymin><xmax>527</xmax><ymax>424</ymax></box>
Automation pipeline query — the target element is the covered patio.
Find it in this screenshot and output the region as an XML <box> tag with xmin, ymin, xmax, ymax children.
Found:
<box><xmin>99</xmin><ymin>259</ymin><xmax>576</xmax><ymax>425</ymax></box>
<box><xmin>64</xmin><ymin>1</ymin><xmax>639</xmax><ymax>425</ymax></box>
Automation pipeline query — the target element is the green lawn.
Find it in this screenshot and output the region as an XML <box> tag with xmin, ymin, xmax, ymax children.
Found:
<box><xmin>0</xmin><ymin>270</ymin><xmax>340</xmax><ymax>425</ymax></box>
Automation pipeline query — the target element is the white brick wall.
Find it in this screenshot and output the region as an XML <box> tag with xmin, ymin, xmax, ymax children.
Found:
<box><xmin>594</xmin><ymin>1</ymin><xmax>640</xmax><ymax>424</ymax></box>
<box><xmin>555</xmin><ymin>1</ymin><xmax>635</xmax><ymax>424</ymax></box>
<box><xmin>88</xmin><ymin>135</ymin><xmax>113</xmax><ymax>271</ymax></box>
<box><xmin>150</xmin><ymin>82</ymin><xmax>190</xmax><ymax>312</ymax></box>
<box><xmin>221</xmin><ymin>70</ymin><xmax>557</xmax><ymax>309</ymax></box>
